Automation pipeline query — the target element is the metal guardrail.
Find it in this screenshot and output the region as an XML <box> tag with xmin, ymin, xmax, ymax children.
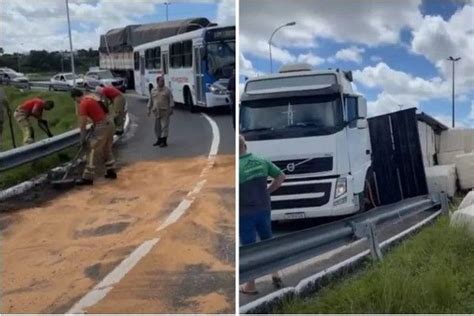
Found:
<box><xmin>239</xmin><ymin>194</ymin><xmax>446</xmax><ymax>283</ymax></box>
<box><xmin>0</xmin><ymin>128</ymin><xmax>81</xmax><ymax>172</ymax></box>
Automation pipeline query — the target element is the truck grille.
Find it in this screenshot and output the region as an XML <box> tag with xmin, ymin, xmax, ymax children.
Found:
<box><xmin>273</xmin><ymin>157</ymin><xmax>333</xmax><ymax>175</ymax></box>
<box><xmin>271</xmin><ymin>182</ymin><xmax>332</xmax><ymax>210</ymax></box>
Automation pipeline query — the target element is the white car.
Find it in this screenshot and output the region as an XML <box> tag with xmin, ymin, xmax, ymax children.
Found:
<box><xmin>0</xmin><ymin>68</ymin><xmax>30</xmax><ymax>89</ymax></box>
<box><xmin>49</xmin><ymin>73</ymin><xmax>84</xmax><ymax>91</ymax></box>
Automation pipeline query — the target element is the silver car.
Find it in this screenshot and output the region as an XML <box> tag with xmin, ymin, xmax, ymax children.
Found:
<box><xmin>0</xmin><ymin>68</ymin><xmax>30</xmax><ymax>89</ymax></box>
<box><xmin>84</xmin><ymin>69</ymin><xmax>126</xmax><ymax>92</ymax></box>
<box><xmin>49</xmin><ymin>73</ymin><xmax>84</xmax><ymax>91</ymax></box>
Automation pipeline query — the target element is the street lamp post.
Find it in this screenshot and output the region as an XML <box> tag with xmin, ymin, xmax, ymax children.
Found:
<box><xmin>164</xmin><ymin>1</ymin><xmax>171</xmax><ymax>21</ymax></box>
<box><xmin>268</xmin><ymin>21</ymin><xmax>296</xmax><ymax>73</ymax></box>
<box><xmin>65</xmin><ymin>0</ymin><xmax>76</xmax><ymax>86</ymax></box>
<box><xmin>447</xmin><ymin>56</ymin><xmax>461</xmax><ymax>128</ymax></box>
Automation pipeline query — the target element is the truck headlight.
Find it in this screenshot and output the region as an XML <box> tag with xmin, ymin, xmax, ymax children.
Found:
<box><xmin>334</xmin><ymin>177</ymin><xmax>347</xmax><ymax>198</ymax></box>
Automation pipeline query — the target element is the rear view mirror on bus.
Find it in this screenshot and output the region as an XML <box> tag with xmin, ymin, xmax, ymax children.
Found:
<box><xmin>357</xmin><ymin>96</ymin><xmax>367</xmax><ymax>119</ymax></box>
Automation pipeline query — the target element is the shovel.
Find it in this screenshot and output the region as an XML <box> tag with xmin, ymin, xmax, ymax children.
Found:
<box><xmin>51</xmin><ymin>130</ymin><xmax>91</xmax><ymax>189</ymax></box>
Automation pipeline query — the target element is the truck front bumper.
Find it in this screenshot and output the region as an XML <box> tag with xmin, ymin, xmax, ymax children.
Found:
<box><xmin>270</xmin><ymin>175</ymin><xmax>360</xmax><ymax>221</ymax></box>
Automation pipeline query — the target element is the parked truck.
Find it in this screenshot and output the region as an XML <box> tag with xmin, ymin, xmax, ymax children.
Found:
<box><xmin>240</xmin><ymin>64</ymin><xmax>372</xmax><ymax>220</ymax></box>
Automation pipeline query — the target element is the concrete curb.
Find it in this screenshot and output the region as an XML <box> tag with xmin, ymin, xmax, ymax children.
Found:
<box><xmin>0</xmin><ymin>113</ymin><xmax>131</xmax><ymax>202</ymax></box>
<box><xmin>239</xmin><ymin>210</ymin><xmax>443</xmax><ymax>314</ymax></box>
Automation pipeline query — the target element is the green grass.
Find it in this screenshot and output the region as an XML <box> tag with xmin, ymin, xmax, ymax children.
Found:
<box><xmin>278</xmin><ymin>197</ymin><xmax>474</xmax><ymax>314</ymax></box>
<box><xmin>1</xmin><ymin>86</ymin><xmax>78</xmax><ymax>189</ymax></box>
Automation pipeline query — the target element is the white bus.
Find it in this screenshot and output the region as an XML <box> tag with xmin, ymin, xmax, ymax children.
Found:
<box><xmin>133</xmin><ymin>25</ymin><xmax>235</xmax><ymax>112</ymax></box>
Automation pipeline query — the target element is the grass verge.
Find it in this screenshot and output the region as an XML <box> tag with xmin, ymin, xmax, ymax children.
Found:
<box><xmin>278</xmin><ymin>195</ymin><xmax>474</xmax><ymax>314</ymax></box>
<box><xmin>1</xmin><ymin>86</ymin><xmax>78</xmax><ymax>189</ymax></box>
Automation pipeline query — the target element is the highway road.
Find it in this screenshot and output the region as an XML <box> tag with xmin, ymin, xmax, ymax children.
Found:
<box><xmin>0</xmin><ymin>95</ymin><xmax>235</xmax><ymax>313</ymax></box>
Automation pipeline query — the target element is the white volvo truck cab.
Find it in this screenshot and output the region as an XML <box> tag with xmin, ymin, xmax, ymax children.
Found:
<box><xmin>240</xmin><ymin>64</ymin><xmax>372</xmax><ymax>220</ymax></box>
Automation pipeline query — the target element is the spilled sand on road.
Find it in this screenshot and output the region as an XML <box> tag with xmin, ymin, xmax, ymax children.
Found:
<box><xmin>1</xmin><ymin>156</ymin><xmax>207</xmax><ymax>313</ymax></box>
<box><xmin>87</xmin><ymin>155</ymin><xmax>235</xmax><ymax>314</ymax></box>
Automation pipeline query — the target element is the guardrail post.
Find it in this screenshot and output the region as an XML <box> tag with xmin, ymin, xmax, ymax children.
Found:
<box><xmin>351</xmin><ymin>221</ymin><xmax>383</xmax><ymax>261</ymax></box>
<box><xmin>367</xmin><ymin>222</ymin><xmax>383</xmax><ymax>261</ymax></box>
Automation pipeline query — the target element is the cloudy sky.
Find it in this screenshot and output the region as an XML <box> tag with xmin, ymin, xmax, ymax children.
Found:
<box><xmin>240</xmin><ymin>0</ymin><xmax>474</xmax><ymax>127</ymax></box>
<box><xmin>0</xmin><ymin>0</ymin><xmax>235</xmax><ymax>52</ymax></box>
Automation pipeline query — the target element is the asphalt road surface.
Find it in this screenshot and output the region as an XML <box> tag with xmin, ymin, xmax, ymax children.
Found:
<box><xmin>0</xmin><ymin>95</ymin><xmax>235</xmax><ymax>313</ymax></box>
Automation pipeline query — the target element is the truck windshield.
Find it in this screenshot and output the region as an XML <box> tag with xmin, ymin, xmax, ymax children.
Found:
<box><xmin>240</xmin><ymin>94</ymin><xmax>344</xmax><ymax>140</ymax></box>
<box><xmin>207</xmin><ymin>41</ymin><xmax>235</xmax><ymax>79</ymax></box>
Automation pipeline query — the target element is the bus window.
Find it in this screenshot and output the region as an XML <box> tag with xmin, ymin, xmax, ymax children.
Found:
<box><xmin>134</xmin><ymin>52</ymin><xmax>140</xmax><ymax>70</ymax></box>
<box><xmin>183</xmin><ymin>40</ymin><xmax>192</xmax><ymax>68</ymax></box>
<box><xmin>170</xmin><ymin>42</ymin><xmax>183</xmax><ymax>68</ymax></box>
<box><xmin>145</xmin><ymin>49</ymin><xmax>154</xmax><ymax>69</ymax></box>
<box><xmin>154</xmin><ymin>47</ymin><xmax>161</xmax><ymax>69</ymax></box>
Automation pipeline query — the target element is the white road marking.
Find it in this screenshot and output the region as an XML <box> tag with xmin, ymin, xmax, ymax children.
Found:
<box><xmin>67</xmin><ymin>113</ymin><xmax>221</xmax><ymax>314</ymax></box>
<box><xmin>67</xmin><ymin>238</ymin><xmax>160</xmax><ymax>313</ymax></box>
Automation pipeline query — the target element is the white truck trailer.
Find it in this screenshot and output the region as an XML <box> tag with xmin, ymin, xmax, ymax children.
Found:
<box><xmin>240</xmin><ymin>64</ymin><xmax>372</xmax><ymax>220</ymax></box>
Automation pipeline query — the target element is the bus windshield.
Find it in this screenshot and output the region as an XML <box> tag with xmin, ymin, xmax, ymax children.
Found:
<box><xmin>207</xmin><ymin>41</ymin><xmax>235</xmax><ymax>79</ymax></box>
<box><xmin>240</xmin><ymin>94</ymin><xmax>344</xmax><ymax>140</ymax></box>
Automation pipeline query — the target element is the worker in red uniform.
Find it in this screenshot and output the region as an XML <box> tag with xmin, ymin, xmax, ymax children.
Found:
<box><xmin>96</xmin><ymin>85</ymin><xmax>127</xmax><ymax>135</ymax></box>
<box><xmin>14</xmin><ymin>97</ymin><xmax>54</xmax><ymax>144</ymax></box>
<box><xmin>71</xmin><ymin>88</ymin><xmax>117</xmax><ymax>185</ymax></box>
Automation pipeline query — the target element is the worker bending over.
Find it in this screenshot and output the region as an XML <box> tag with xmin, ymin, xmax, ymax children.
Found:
<box><xmin>96</xmin><ymin>85</ymin><xmax>127</xmax><ymax>135</ymax></box>
<box><xmin>71</xmin><ymin>88</ymin><xmax>117</xmax><ymax>185</ymax></box>
<box><xmin>14</xmin><ymin>97</ymin><xmax>54</xmax><ymax>144</ymax></box>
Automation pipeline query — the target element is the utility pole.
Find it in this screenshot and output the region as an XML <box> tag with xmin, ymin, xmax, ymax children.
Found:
<box><xmin>268</xmin><ymin>22</ymin><xmax>296</xmax><ymax>73</ymax></box>
<box><xmin>164</xmin><ymin>1</ymin><xmax>171</xmax><ymax>21</ymax></box>
<box><xmin>447</xmin><ymin>56</ymin><xmax>461</xmax><ymax>128</ymax></box>
<box><xmin>65</xmin><ymin>0</ymin><xmax>76</xmax><ymax>86</ymax></box>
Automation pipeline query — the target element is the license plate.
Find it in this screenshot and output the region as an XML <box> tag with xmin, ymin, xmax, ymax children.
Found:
<box><xmin>284</xmin><ymin>212</ymin><xmax>305</xmax><ymax>220</ymax></box>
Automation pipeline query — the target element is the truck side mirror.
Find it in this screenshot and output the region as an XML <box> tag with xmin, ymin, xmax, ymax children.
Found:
<box><xmin>357</xmin><ymin>96</ymin><xmax>367</xmax><ymax>119</ymax></box>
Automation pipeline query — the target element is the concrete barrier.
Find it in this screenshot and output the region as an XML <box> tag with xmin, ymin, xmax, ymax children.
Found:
<box><xmin>425</xmin><ymin>164</ymin><xmax>457</xmax><ymax>197</ymax></box>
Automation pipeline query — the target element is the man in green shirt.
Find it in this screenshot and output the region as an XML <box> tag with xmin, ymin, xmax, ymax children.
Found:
<box><xmin>239</xmin><ymin>135</ymin><xmax>286</xmax><ymax>294</ymax></box>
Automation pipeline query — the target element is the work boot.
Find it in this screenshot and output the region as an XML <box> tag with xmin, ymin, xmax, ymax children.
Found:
<box><xmin>153</xmin><ymin>138</ymin><xmax>162</xmax><ymax>146</ymax></box>
<box><xmin>104</xmin><ymin>169</ymin><xmax>117</xmax><ymax>179</ymax></box>
<box><xmin>159</xmin><ymin>137</ymin><xmax>168</xmax><ymax>147</ymax></box>
<box><xmin>75</xmin><ymin>178</ymin><xmax>93</xmax><ymax>186</ymax></box>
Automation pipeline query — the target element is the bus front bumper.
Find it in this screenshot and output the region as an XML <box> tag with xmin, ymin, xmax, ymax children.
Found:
<box><xmin>205</xmin><ymin>92</ymin><xmax>231</xmax><ymax>108</ymax></box>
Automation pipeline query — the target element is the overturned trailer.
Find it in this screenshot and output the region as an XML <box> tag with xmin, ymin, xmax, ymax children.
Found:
<box><xmin>99</xmin><ymin>17</ymin><xmax>213</xmax><ymax>88</ymax></box>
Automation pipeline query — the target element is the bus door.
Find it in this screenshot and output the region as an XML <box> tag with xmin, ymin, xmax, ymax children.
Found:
<box><xmin>139</xmin><ymin>54</ymin><xmax>146</xmax><ymax>96</ymax></box>
<box><xmin>162</xmin><ymin>52</ymin><xmax>170</xmax><ymax>88</ymax></box>
<box><xmin>194</xmin><ymin>46</ymin><xmax>205</xmax><ymax>106</ymax></box>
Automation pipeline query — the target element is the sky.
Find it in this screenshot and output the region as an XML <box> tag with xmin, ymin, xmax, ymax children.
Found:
<box><xmin>0</xmin><ymin>0</ymin><xmax>235</xmax><ymax>52</ymax></box>
<box><xmin>240</xmin><ymin>0</ymin><xmax>474</xmax><ymax>128</ymax></box>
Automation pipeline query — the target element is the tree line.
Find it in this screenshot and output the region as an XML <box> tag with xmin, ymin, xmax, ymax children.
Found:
<box><xmin>0</xmin><ymin>49</ymin><xmax>99</xmax><ymax>74</ymax></box>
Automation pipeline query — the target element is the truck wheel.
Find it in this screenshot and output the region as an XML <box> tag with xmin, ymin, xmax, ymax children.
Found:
<box><xmin>185</xmin><ymin>89</ymin><xmax>197</xmax><ymax>113</ymax></box>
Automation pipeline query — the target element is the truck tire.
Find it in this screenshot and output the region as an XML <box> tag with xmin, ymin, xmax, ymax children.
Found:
<box><xmin>358</xmin><ymin>168</ymin><xmax>375</xmax><ymax>213</ymax></box>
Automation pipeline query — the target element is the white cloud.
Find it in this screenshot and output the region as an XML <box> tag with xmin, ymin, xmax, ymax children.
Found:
<box><xmin>469</xmin><ymin>101</ymin><xmax>474</xmax><ymax>120</ymax></box>
<box><xmin>411</xmin><ymin>4</ymin><xmax>474</xmax><ymax>95</ymax></box>
<box><xmin>240</xmin><ymin>0</ymin><xmax>422</xmax><ymax>56</ymax></box>
<box><xmin>328</xmin><ymin>46</ymin><xmax>365</xmax><ymax>64</ymax></box>
<box><xmin>240</xmin><ymin>53</ymin><xmax>263</xmax><ymax>78</ymax></box>
<box><xmin>354</xmin><ymin>62</ymin><xmax>450</xmax><ymax>116</ymax></box>
<box><xmin>296</xmin><ymin>52</ymin><xmax>325</xmax><ymax>66</ymax></box>
<box><xmin>0</xmin><ymin>0</ymin><xmax>234</xmax><ymax>53</ymax></box>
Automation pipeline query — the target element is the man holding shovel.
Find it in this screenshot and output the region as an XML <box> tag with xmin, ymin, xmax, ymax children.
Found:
<box><xmin>71</xmin><ymin>88</ymin><xmax>117</xmax><ymax>185</ymax></box>
<box><xmin>14</xmin><ymin>97</ymin><xmax>54</xmax><ymax>144</ymax></box>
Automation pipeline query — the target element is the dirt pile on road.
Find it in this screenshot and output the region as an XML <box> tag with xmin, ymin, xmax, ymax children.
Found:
<box><xmin>1</xmin><ymin>156</ymin><xmax>208</xmax><ymax>313</ymax></box>
<box><xmin>87</xmin><ymin>155</ymin><xmax>235</xmax><ymax>313</ymax></box>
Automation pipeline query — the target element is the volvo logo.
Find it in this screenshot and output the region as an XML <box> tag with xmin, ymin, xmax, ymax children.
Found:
<box><xmin>286</xmin><ymin>163</ymin><xmax>296</xmax><ymax>172</ymax></box>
